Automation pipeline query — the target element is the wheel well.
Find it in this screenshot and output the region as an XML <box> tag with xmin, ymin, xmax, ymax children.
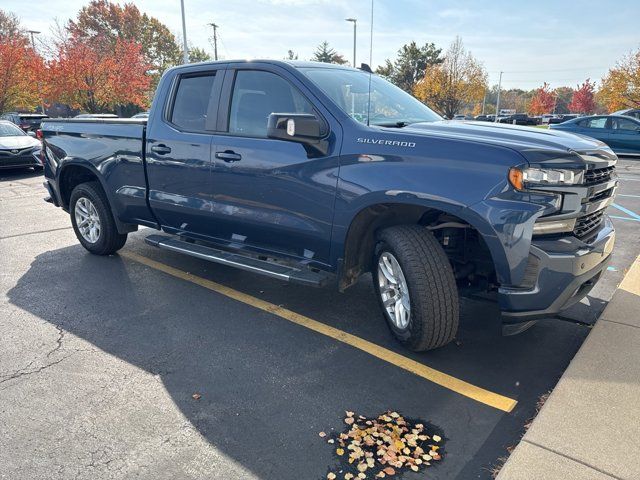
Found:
<box><xmin>339</xmin><ymin>204</ymin><xmax>496</xmax><ymax>291</ymax></box>
<box><xmin>59</xmin><ymin>165</ymin><xmax>99</xmax><ymax>209</ymax></box>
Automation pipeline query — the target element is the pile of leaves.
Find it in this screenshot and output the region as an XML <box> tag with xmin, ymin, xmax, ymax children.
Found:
<box><xmin>321</xmin><ymin>411</ymin><xmax>444</xmax><ymax>479</ymax></box>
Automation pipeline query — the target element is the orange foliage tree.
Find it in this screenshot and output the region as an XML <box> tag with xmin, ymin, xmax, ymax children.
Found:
<box><xmin>598</xmin><ymin>49</ymin><xmax>640</xmax><ymax>111</ymax></box>
<box><xmin>0</xmin><ymin>35</ymin><xmax>46</xmax><ymax>112</ymax></box>
<box><xmin>568</xmin><ymin>79</ymin><xmax>596</xmax><ymax>114</ymax></box>
<box><xmin>528</xmin><ymin>83</ymin><xmax>556</xmax><ymax>115</ymax></box>
<box><xmin>48</xmin><ymin>35</ymin><xmax>151</xmax><ymax>113</ymax></box>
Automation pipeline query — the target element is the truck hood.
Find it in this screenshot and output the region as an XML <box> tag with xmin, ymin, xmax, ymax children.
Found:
<box><xmin>400</xmin><ymin>120</ymin><xmax>616</xmax><ymax>166</ymax></box>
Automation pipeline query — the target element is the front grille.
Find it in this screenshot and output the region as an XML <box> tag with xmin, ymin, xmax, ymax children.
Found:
<box><xmin>584</xmin><ymin>166</ymin><xmax>614</xmax><ymax>185</ymax></box>
<box><xmin>574</xmin><ymin>210</ymin><xmax>605</xmax><ymax>239</ymax></box>
<box><xmin>588</xmin><ymin>187</ymin><xmax>615</xmax><ymax>203</ymax></box>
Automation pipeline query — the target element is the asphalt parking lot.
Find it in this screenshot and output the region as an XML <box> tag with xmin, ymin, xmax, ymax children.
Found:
<box><xmin>1</xmin><ymin>159</ymin><xmax>639</xmax><ymax>480</ymax></box>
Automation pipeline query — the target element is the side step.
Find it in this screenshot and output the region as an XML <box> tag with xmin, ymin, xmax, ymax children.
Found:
<box><xmin>144</xmin><ymin>234</ymin><xmax>332</xmax><ymax>287</ymax></box>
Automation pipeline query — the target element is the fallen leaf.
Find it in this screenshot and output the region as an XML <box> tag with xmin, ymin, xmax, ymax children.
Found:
<box><xmin>383</xmin><ymin>466</ymin><xmax>395</xmax><ymax>475</ymax></box>
<box><xmin>327</xmin><ymin>473</ymin><xmax>336</xmax><ymax>479</ymax></box>
<box><xmin>319</xmin><ymin>432</ymin><xmax>327</xmax><ymax>438</ymax></box>
<box><xmin>191</xmin><ymin>393</ymin><xmax>201</xmax><ymax>400</ymax></box>
<box><xmin>432</xmin><ymin>434</ymin><xmax>442</xmax><ymax>442</ymax></box>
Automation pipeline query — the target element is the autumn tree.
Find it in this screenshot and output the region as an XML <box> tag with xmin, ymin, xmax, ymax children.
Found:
<box><xmin>0</xmin><ymin>10</ymin><xmax>46</xmax><ymax>112</ymax></box>
<box><xmin>568</xmin><ymin>79</ymin><xmax>596</xmax><ymax>114</ymax></box>
<box><xmin>0</xmin><ymin>10</ymin><xmax>22</xmax><ymax>40</ymax></box>
<box><xmin>414</xmin><ymin>37</ymin><xmax>487</xmax><ymax>119</ymax></box>
<box><xmin>598</xmin><ymin>48</ymin><xmax>640</xmax><ymax>111</ymax></box>
<box><xmin>311</xmin><ymin>41</ymin><xmax>347</xmax><ymax>64</ymax></box>
<box><xmin>67</xmin><ymin>0</ymin><xmax>181</xmax><ymax>80</ymax></box>
<box><xmin>528</xmin><ymin>83</ymin><xmax>556</xmax><ymax>115</ymax></box>
<box><xmin>376</xmin><ymin>41</ymin><xmax>443</xmax><ymax>94</ymax></box>
<box><xmin>48</xmin><ymin>35</ymin><xmax>150</xmax><ymax>113</ymax></box>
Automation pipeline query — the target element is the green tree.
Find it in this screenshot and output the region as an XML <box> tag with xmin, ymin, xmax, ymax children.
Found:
<box><xmin>311</xmin><ymin>41</ymin><xmax>347</xmax><ymax>65</ymax></box>
<box><xmin>376</xmin><ymin>41</ymin><xmax>443</xmax><ymax>93</ymax></box>
<box><xmin>187</xmin><ymin>46</ymin><xmax>211</xmax><ymax>63</ymax></box>
<box><xmin>286</xmin><ymin>49</ymin><xmax>299</xmax><ymax>60</ymax></box>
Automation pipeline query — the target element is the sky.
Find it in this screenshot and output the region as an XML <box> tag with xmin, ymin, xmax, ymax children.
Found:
<box><xmin>5</xmin><ymin>0</ymin><xmax>640</xmax><ymax>89</ymax></box>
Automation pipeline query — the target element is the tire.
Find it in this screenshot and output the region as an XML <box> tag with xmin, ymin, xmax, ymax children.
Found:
<box><xmin>69</xmin><ymin>181</ymin><xmax>127</xmax><ymax>255</ymax></box>
<box><xmin>373</xmin><ymin>225</ymin><xmax>459</xmax><ymax>351</ymax></box>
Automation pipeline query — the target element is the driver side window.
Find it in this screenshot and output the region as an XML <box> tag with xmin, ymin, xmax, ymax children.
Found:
<box><xmin>613</xmin><ymin>118</ymin><xmax>638</xmax><ymax>131</ymax></box>
<box><xmin>229</xmin><ymin>70</ymin><xmax>314</xmax><ymax>137</ymax></box>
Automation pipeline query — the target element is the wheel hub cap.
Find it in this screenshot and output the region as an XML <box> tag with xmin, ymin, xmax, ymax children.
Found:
<box><xmin>377</xmin><ymin>252</ymin><xmax>411</xmax><ymax>329</ymax></box>
<box><xmin>75</xmin><ymin>197</ymin><xmax>101</xmax><ymax>243</ymax></box>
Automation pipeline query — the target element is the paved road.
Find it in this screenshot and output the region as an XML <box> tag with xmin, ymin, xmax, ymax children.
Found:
<box><xmin>1</xmin><ymin>159</ymin><xmax>638</xmax><ymax>480</ymax></box>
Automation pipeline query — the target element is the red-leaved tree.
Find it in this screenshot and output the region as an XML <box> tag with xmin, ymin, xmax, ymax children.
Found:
<box><xmin>568</xmin><ymin>79</ymin><xmax>596</xmax><ymax>114</ymax></box>
<box><xmin>528</xmin><ymin>83</ymin><xmax>556</xmax><ymax>115</ymax></box>
<box><xmin>0</xmin><ymin>36</ymin><xmax>46</xmax><ymax>112</ymax></box>
<box><xmin>48</xmin><ymin>35</ymin><xmax>150</xmax><ymax>113</ymax></box>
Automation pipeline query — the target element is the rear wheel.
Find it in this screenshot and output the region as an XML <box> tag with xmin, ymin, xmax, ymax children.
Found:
<box><xmin>373</xmin><ymin>225</ymin><xmax>459</xmax><ymax>351</ymax></box>
<box><xmin>70</xmin><ymin>182</ymin><xmax>127</xmax><ymax>255</ymax></box>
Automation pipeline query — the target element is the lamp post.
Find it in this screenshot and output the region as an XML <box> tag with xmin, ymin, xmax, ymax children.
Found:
<box><xmin>180</xmin><ymin>0</ymin><xmax>189</xmax><ymax>63</ymax></box>
<box><xmin>27</xmin><ymin>30</ymin><xmax>45</xmax><ymax>114</ymax></box>
<box><xmin>345</xmin><ymin>18</ymin><xmax>357</xmax><ymax>67</ymax></box>
<box><xmin>494</xmin><ymin>71</ymin><xmax>503</xmax><ymax>122</ymax></box>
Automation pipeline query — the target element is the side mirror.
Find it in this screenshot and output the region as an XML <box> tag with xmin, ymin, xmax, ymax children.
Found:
<box><xmin>27</xmin><ymin>131</ymin><xmax>36</xmax><ymax>138</ymax></box>
<box><xmin>267</xmin><ymin>113</ymin><xmax>328</xmax><ymax>156</ymax></box>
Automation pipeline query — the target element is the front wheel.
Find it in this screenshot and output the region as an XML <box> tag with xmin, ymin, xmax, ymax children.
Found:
<box><xmin>70</xmin><ymin>182</ymin><xmax>127</xmax><ymax>255</ymax></box>
<box><xmin>373</xmin><ymin>225</ymin><xmax>459</xmax><ymax>351</ymax></box>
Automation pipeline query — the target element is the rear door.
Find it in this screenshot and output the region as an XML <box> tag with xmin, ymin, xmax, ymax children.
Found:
<box><xmin>207</xmin><ymin>65</ymin><xmax>341</xmax><ymax>266</ymax></box>
<box><xmin>610</xmin><ymin>117</ymin><xmax>640</xmax><ymax>153</ymax></box>
<box><xmin>145</xmin><ymin>67</ymin><xmax>225</xmax><ymax>238</ymax></box>
<box><xmin>576</xmin><ymin>117</ymin><xmax>611</xmax><ymax>144</ymax></box>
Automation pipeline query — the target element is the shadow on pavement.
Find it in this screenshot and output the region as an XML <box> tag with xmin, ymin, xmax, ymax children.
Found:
<box><xmin>6</xmin><ymin>243</ymin><xmax>591</xmax><ymax>479</ymax></box>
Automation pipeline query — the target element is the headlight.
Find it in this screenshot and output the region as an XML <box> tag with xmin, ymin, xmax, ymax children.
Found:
<box><xmin>509</xmin><ymin>167</ymin><xmax>579</xmax><ymax>190</ymax></box>
<box><xmin>532</xmin><ymin>218</ymin><xmax>576</xmax><ymax>235</ymax></box>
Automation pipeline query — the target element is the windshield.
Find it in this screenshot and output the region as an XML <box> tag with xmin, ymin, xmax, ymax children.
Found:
<box><xmin>0</xmin><ymin>122</ymin><xmax>26</xmax><ymax>137</ymax></box>
<box><xmin>299</xmin><ymin>67</ymin><xmax>441</xmax><ymax>126</ymax></box>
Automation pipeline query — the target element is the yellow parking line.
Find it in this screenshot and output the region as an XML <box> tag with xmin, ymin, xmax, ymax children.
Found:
<box><xmin>620</xmin><ymin>255</ymin><xmax>640</xmax><ymax>296</ymax></box>
<box><xmin>121</xmin><ymin>250</ymin><xmax>518</xmax><ymax>413</ymax></box>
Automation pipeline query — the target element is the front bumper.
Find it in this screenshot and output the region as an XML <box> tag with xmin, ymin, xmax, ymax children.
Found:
<box><xmin>499</xmin><ymin>216</ymin><xmax>615</xmax><ymax>322</ymax></box>
<box><xmin>0</xmin><ymin>152</ymin><xmax>42</xmax><ymax>169</ymax></box>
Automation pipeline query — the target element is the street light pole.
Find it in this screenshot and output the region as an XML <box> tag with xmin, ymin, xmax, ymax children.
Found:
<box><xmin>27</xmin><ymin>30</ymin><xmax>45</xmax><ymax>115</ymax></box>
<box><xmin>180</xmin><ymin>0</ymin><xmax>189</xmax><ymax>63</ymax></box>
<box><xmin>208</xmin><ymin>23</ymin><xmax>218</xmax><ymax>61</ymax></box>
<box><xmin>494</xmin><ymin>71</ymin><xmax>503</xmax><ymax>122</ymax></box>
<box><xmin>345</xmin><ymin>18</ymin><xmax>356</xmax><ymax>67</ymax></box>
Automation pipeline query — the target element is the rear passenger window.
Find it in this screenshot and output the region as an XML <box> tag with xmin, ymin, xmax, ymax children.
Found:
<box><xmin>586</xmin><ymin>118</ymin><xmax>607</xmax><ymax>129</ymax></box>
<box><xmin>171</xmin><ymin>73</ymin><xmax>216</xmax><ymax>131</ymax></box>
<box><xmin>229</xmin><ymin>70</ymin><xmax>314</xmax><ymax>137</ymax></box>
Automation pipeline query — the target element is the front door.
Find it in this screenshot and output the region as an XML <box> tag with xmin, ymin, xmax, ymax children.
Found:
<box><xmin>610</xmin><ymin>116</ymin><xmax>640</xmax><ymax>153</ymax></box>
<box><xmin>146</xmin><ymin>69</ymin><xmax>224</xmax><ymax>238</ymax></box>
<box><xmin>208</xmin><ymin>67</ymin><xmax>341</xmax><ymax>266</ymax></box>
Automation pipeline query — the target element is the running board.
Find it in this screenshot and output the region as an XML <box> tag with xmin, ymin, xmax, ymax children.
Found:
<box><xmin>144</xmin><ymin>234</ymin><xmax>331</xmax><ymax>287</ymax></box>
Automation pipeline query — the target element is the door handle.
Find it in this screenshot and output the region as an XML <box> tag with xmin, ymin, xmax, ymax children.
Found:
<box><xmin>215</xmin><ymin>151</ymin><xmax>242</xmax><ymax>162</ymax></box>
<box><xmin>151</xmin><ymin>144</ymin><xmax>172</xmax><ymax>155</ymax></box>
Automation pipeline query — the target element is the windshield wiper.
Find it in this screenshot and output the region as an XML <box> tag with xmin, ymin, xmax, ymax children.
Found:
<box><xmin>373</xmin><ymin>121</ymin><xmax>415</xmax><ymax>128</ymax></box>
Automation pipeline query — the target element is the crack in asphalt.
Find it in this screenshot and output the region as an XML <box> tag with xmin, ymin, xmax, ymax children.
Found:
<box><xmin>0</xmin><ymin>324</ymin><xmax>70</xmax><ymax>388</ymax></box>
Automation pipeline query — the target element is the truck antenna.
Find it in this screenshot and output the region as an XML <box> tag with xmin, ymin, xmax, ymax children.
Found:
<box><xmin>366</xmin><ymin>0</ymin><xmax>374</xmax><ymax>126</ymax></box>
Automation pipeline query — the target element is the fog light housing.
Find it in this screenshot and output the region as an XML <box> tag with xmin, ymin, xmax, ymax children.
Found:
<box><xmin>532</xmin><ymin>218</ymin><xmax>576</xmax><ymax>235</ymax></box>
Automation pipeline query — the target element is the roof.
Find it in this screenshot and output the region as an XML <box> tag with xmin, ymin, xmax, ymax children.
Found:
<box><xmin>174</xmin><ymin>58</ymin><xmax>360</xmax><ymax>71</ymax></box>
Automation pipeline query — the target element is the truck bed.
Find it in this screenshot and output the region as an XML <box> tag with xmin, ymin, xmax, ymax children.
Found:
<box><xmin>41</xmin><ymin>118</ymin><xmax>155</xmax><ymax>228</ymax></box>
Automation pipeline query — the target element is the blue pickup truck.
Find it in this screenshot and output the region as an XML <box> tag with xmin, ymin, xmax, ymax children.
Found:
<box><xmin>41</xmin><ymin>60</ymin><xmax>617</xmax><ymax>351</ymax></box>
